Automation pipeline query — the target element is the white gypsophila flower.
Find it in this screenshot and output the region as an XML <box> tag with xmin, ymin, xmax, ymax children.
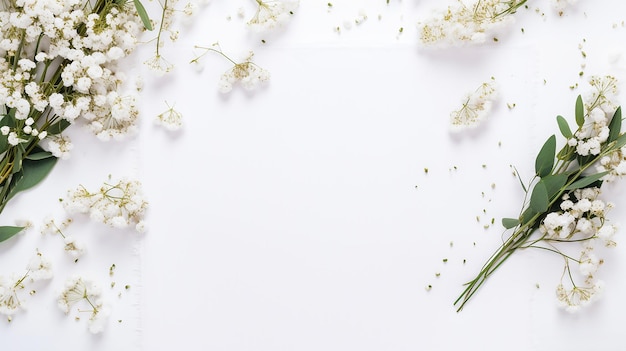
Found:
<box><xmin>88</xmin><ymin>92</ymin><xmax>139</xmax><ymax>141</ymax></box>
<box><xmin>25</xmin><ymin>252</ymin><xmax>53</xmax><ymax>282</ymax></box>
<box><xmin>596</xmin><ymin>148</ymin><xmax>626</xmax><ymax>182</ymax></box>
<box><xmin>417</xmin><ymin>0</ymin><xmax>525</xmax><ymax>48</ymax></box>
<box><xmin>43</xmin><ymin>134</ymin><xmax>74</xmax><ymax>159</ymax></box>
<box><xmin>556</xmin><ymin>279</ymin><xmax>604</xmax><ymax>313</ymax></box>
<box><xmin>7</xmin><ymin>131</ymin><xmax>27</xmax><ymax>146</ymax></box>
<box><xmin>63</xmin><ymin>177</ymin><xmax>148</xmax><ymax>232</ymax></box>
<box><xmin>216</xmin><ymin>50</ymin><xmax>271</xmax><ymax>93</ymax></box>
<box><xmin>155</xmin><ymin>102</ymin><xmax>183</xmax><ymax>131</ymax></box>
<box><xmin>450</xmin><ymin>78</ymin><xmax>498</xmax><ymax>131</ymax></box>
<box><xmin>0</xmin><ymin>0</ymin><xmax>144</xmax><ymax>150</ymax></box>
<box><xmin>248</xmin><ymin>0</ymin><xmax>299</xmax><ymax>32</ymax></box>
<box><xmin>578</xmin><ymin>248</ymin><xmax>601</xmax><ymax>276</ymax></box>
<box><xmin>540</xmin><ymin>187</ymin><xmax>613</xmax><ymax>241</ymax></box>
<box><xmin>540</xmin><ymin>211</ymin><xmax>576</xmax><ymax>238</ymax></box>
<box><xmin>57</xmin><ymin>276</ymin><xmax>101</xmax><ymax>313</ymax></box>
<box><xmin>88</xmin><ymin>303</ymin><xmax>110</xmax><ymax>334</ymax></box>
<box><xmin>63</xmin><ymin>236</ymin><xmax>85</xmax><ymax>259</ymax></box>
<box><xmin>40</xmin><ymin>216</ymin><xmax>72</xmax><ymax>236</ymax></box>
<box><xmin>596</xmin><ymin>224</ymin><xmax>617</xmax><ymax>247</ymax></box>
<box><xmin>0</xmin><ymin>275</ymin><xmax>22</xmax><ymax>316</ymax></box>
<box><xmin>58</xmin><ymin>276</ymin><xmax>108</xmax><ymax>333</ymax></box>
<box><xmin>570</xmin><ymin>76</ymin><xmax>619</xmax><ymax>156</ymax></box>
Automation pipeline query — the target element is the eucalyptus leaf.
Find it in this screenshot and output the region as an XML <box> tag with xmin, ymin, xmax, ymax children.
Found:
<box><xmin>556</xmin><ymin>145</ymin><xmax>576</xmax><ymax>162</ymax></box>
<box><xmin>565</xmin><ymin>171</ymin><xmax>609</xmax><ymax>191</ymax></box>
<box><xmin>576</xmin><ymin>154</ymin><xmax>595</xmax><ymax>168</ymax></box>
<box><xmin>25</xmin><ymin>151</ymin><xmax>54</xmax><ymax>161</ymax></box>
<box><xmin>611</xmin><ymin>132</ymin><xmax>626</xmax><ymax>151</ymax></box>
<box><xmin>11</xmin><ymin>146</ymin><xmax>23</xmax><ymax>174</ymax></box>
<box><xmin>556</xmin><ymin>115</ymin><xmax>573</xmax><ymax>139</ymax></box>
<box><xmin>46</xmin><ymin>119</ymin><xmax>71</xmax><ymax>135</ymax></box>
<box><xmin>541</xmin><ymin>173</ymin><xmax>568</xmax><ymax>200</ymax></box>
<box><xmin>502</xmin><ymin>218</ymin><xmax>520</xmax><ymax>229</ymax></box>
<box><xmin>0</xmin><ymin>225</ymin><xmax>23</xmax><ymax>243</ymax></box>
<box><xmin>133</xmin><ymin>0</ymin><xmax>153</xmax><ymax>31</ymax></box>
<box><xmin>535</xmin><ymin>135</ymin><xmax>556</xmax><ymax>177</ymax></box>
<box><xmin>608</xmin><ymin>107</ymin><xmax>622</xmax><ymax>143</ymax></box>
<box><xmin>7</xmin><ymin>156</ymin><xmax>57</xmax><ymax>200</ymax></box>
<box><xmin>0</xmin><ymin>134</ymin><xmax>7</xmax><ymax>155</ymax></box>
<box><xmin>519</xmin><ymin>207</ymin><xmax>537</xmax><ymax>226</ymax></box>
<box><xmin>575</xmin><ymin>95</ymin><xmax>584</xmax><ymax>127</ymax></box>
<box><xmin>529</xmin><ymin>181</ymin><xmax>549</xmax><ymax>213</ymax></box>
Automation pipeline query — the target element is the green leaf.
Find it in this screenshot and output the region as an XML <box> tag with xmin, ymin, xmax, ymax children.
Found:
<box><xmin>7</xmin><ymin>156</ymin><xmax>57</xmax><ymax>200</ymax></box>
<box><xmin>0</xmin><ymin>226</ymin><xmax>23</xmax><ymax>243</ymax></box>
<box><xmin>541</xmin><ymin>173</ymin><xmax>568</xmax><ymax>200</ymax></box>
<box><xmin>611</xmin><ymin>132</ymin><xmax>626</xmax><ymax>151</ymax></box>
<box><xmin>556</xmin><ymin>144</ymin><xmax>576</xmax><ymax>162</ymax></box>
<box><xmin>529</xmin><ymin>181</ymin><xmax>549</xmax><ymax>213</ymax></box>
<box><xmin>535</xmin><ymin>135</ymin><xmax>556</xmax><ymax>177</ymax></box>
<box><xmin>565</xmin><ymin>171</ymin><xmax>609</xmax><ymax>191</ymax></box>
<box><xmin>519</xmin><ymin>207</ymin><xmax>537</xmax><ymax>226</ymax></box>
<box><xmin>25</xmin><ymin>151</ymin><xmax>54</xmax><ymax>161</ymax></box>
<box><xmin>46</xmin><ymin>119</ymin><xmax>71</xmax><ymax>135</ymax></box>
<box><xmin>608</xmin><ymin>107</ymin><xmax>622</xmax><ymax>144</ymax></box>
<box><xmin>11</xmin><ymin>146</ymin><xmax>23</xmax><ymax>174</ymax></box>
<box><xmin>133</xmin><ymin>0</ymin><xmax>153</xmax><ymax>31</ymax></box>
<box><xmin>575</xmin><ymin>95</ymin><xmax>584</xmax><ymax>127</ymax></box>
<box><xmin>0</xmin><ymin>134</ymin><xmax>7</xmax><ymax>155</ymax></box>
<box><xmin>502</xmin><ymin>218</ymin><xmax>520</xmax><ymax>229</ymax></box>
<box><xmin>556</xmin><ymin>115</ymin><xmax>573</xmax><ymax>139</ymax></box>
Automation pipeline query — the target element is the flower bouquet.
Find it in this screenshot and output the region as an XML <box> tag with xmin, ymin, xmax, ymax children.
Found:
<box><xmin>0</xmin><ymin>0</ymin><xmax>151</xmax><ymax>243</ymax></box>
<box><xmin>456</xmin><ymin>76</ymin><xmax>624</xmax><ymax>312</ymax></box>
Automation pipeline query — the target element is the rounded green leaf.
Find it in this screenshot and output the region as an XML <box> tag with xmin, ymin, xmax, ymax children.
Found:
<box><xmin>530</xmin><ymin>181</ymin><xmax>549</xmax><ymax>213</ymax></box>
<box><xmin>7</xmin><ymin>156</ymin><xmax>57</xmax><ymax>200</ymax></box>
<box><xmin>502</xmin><ymin>218</ymin><xmax>520</xmax><ymax>229</ymax></box>
<box><xmin>565</xmin><ymin>171</ymin><xmax>609</xmax><ymax>191</ymax></box>
<box><xmin>535</xmin><ymin>135</ymin><xmax>556</xmax><ymax>177</ymax></box>
<box><xmin>0</xmin><ymin>226</ymin><xmax>24</xmax><ymax>243</ymax></box>
<box><xmin>556</xmin><ymin>115</ymin><xmax>573</xmax><ymax>139</ymax></box>
<box><xmin>608</xmin><ymin>107</ymin><xmax>622</xmax><ymax>143</ymax></box>
<box><xmin>575</xmin><ymin>95</ymin><xmax>584</xmax><ymax>127</ymax></box>
<box><xmin>133</xmin><ymin>0</ymin><xmax>153</xmax><ymax>30</ymax></box>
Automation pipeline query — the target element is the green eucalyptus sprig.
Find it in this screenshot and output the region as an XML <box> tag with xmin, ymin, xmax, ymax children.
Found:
<box><xmin>455</xmin><ymin>94</ymin><xmax>625</xmax><ymax>312</ymax></box>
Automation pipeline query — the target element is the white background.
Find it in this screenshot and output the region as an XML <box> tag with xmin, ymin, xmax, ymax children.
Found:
<box><xmin>3</xmin><ymin>0</ymin><xmax>626</xmax><ymax>350</ymax></box>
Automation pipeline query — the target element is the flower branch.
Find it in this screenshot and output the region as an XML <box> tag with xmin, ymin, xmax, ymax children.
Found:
<box><xmin>455</xmin><ymin>76</ymin><xmax>623</xmax><ymax>312</ymax></box>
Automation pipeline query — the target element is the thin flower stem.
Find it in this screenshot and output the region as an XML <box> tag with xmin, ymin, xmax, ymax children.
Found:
<box><xmin>155</xmin><ymin>0</ymin><xmax>169</xmax><ymax>57</ymax></box>
<box><xmin>522</xmin><ymin>245</ymin><xmax>580</xmax><ymax>263</ymax></box>
<box><xmin>192</xmin><ymin>45</ymin><xmax>238</xmax><ymax>65</ymax></box>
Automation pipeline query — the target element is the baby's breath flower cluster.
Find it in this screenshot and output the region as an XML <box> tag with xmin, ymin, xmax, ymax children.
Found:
<box><xmin>418</xmin><ymin>0</ymin><xmax>527</xmax><ymax>47</ymax></box>
<box><xmin>62</xmin><ymin>177</ymin><xmax>148</xmax><ymax>233</ymax></box>
<box><xmin>538</xmin><ymin>187</ymin><xmax>615</xmax><ymax>311</ymax></box>
<box><xmin>0</xmin><ymin>251</ymin><xmax>53</xmax><ymax>320</ymax></box>
<box><xmin>41</xmin><ymin>217</ymin><xmax>86</xmax><ymax>260</ymax></box>
<box><xmin>155</xmin><ymin>101</ymin><xmax>183</xmax><ymax>131</ymax></box>
<box><xmin>450</xmin><ymin>78</ymin><xmax>498</xmax><ymax>131</ymax></box>
<box><xmin>0</xmin><ymin>0</ymin><xmax>152</xmax><ymax>242</ymax></box>
<box><xmin>455</xmin><ymin>76</ymin><xmax>625</xmax><ymax>312</ymax></box>
<box><xmin>248</xmin><ymin>0</ymin><xmax>299</xmax><ymax>32</ymax></box>
<box><xmin>192</xmin><ymin>43</ymin><xmax>270</xmax><ymax>93</ymax></box>
<box><xmin>58</xmin><ymin>276</ymin><xmax>109</xmax><ymax>333</ymax></box>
